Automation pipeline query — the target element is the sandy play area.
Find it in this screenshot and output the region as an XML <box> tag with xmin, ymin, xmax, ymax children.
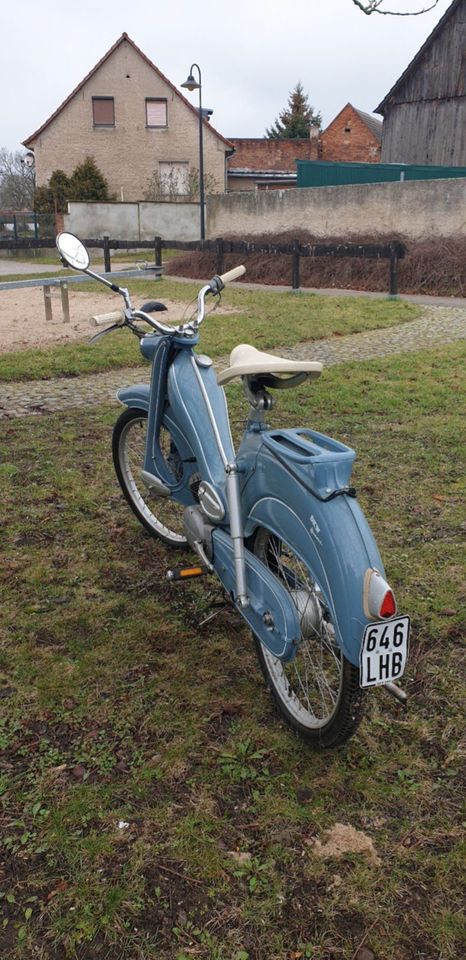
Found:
<box><xmin>0</xmin><ymin>286</ymin><xmax>232</xmax><ymax>353</ymax></box>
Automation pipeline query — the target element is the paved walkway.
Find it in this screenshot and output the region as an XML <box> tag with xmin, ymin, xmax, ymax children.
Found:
<box><xmin>0</xmin><ymin>304</ymin><xmax>464</xmax><ymax>420</ymax></box>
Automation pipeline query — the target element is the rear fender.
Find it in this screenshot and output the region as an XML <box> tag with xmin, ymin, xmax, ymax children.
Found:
<box><xmin>246</xmin><ymin>468</ymin><xmax>384</xmax><ymax>666</ymax></box>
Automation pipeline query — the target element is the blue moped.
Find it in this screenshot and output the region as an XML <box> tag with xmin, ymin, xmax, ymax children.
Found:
<box><xmin>57</xmin><ymin>233</ymin><xmax>410</xmax><ymax>749</ymax></box>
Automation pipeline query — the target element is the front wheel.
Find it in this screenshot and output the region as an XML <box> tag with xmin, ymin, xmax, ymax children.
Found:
<box><xmin>251</xmin><ymin>527</ymin><xmax>365</xmax><ymax>749</ymax></box>
<box><xmin>112</xmin><ymin>408</ymin><xmax>188</xmax><ymax>547</ymax></box>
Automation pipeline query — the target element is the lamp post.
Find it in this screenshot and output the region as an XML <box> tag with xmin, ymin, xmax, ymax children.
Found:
<box><xmin>181</xmin><ymin>63</ymin><xmax>205</xmax><ymax>241</ymax></box>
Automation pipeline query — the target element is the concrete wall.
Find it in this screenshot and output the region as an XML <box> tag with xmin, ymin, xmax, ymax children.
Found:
<box><xmin>64</xmin><ymin>200</ymin><xmax>200</xmax><ymax>241</ymax></box>
<box><xmin>206</xmin><ymin>177</ymin><xmax>466</xmax><ymax>240</ymax></box>
<box><xmin>26</xmin><ymin>37</ymin><xmax>229</xmax><ymax>202</ymax></box>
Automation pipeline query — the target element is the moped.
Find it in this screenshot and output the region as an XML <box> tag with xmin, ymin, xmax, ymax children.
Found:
<box><xmin>57</xmin><ymin>233</ymin><xmax>410</xmax><ymax>749</ymax></box>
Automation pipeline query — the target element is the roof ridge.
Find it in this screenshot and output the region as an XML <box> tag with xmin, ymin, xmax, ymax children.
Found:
<box><xmin>23</xmin><ymin>33</ymin><xmax>233</xmax><ymax>150</ymax></box>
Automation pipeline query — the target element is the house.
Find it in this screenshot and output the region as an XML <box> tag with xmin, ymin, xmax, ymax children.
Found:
<box><xmin>226</xmin><ymin>105</ymin><xmax>382</xmax><ymax>192</ymax></box>
<box><xmin>22</xmin><ymin>33</ymin><xmax>233</xmax><ymax>203</ymax></box>
<box><xmin>319</xmin><ymin>103</ymin><xmax>382</xmax><ymax>163</ymax></box>
<box><xmin>375</xmin><ymin>0</ymin><xmax>466</xmax><ymax>165</ymax></box>
<box><xmin>227</xmin><ymin>136</ymin><xmax>319</xmax><ymax>191</ymax></box>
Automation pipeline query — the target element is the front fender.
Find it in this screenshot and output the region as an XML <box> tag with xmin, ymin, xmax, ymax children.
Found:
<box><xmin>245</xmin><ymin>479</ymin><xmax>384</xmax><ymax>668</ymax></box>
<box><xmin>117</xmin><ymin>384</ymin><xmax>150</xmax><ymax>412</ymax></box>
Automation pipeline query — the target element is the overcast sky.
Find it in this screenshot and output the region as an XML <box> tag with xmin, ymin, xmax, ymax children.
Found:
<box><xmin>2</xmin><ymin>0</ymin><xmax>451</xmax><ymax>152</ymax></box>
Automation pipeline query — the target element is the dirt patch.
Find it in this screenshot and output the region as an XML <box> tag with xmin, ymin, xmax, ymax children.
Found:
<box><xmin>0</xmin><ymin>287</ymin><xmax>235</xmax><ymax>354</ymax></box>
<box><xmin>311</xmin><ymin>823</ymin><xmax>381</xmax><ymax>863</ymax></box>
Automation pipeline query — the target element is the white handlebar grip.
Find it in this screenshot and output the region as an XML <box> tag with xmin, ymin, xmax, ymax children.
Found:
<box><xmin>219</xmin><ymin>265</ymin><xmax>246</xmax><ymax>285</ymax></box>
<box><xmin>91</xmin><ymin>310</ymin><xmax>125</xmax><ymax>327</ymax></box>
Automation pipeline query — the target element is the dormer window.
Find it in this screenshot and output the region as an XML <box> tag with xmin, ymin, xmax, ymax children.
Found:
<box><xmin>92</xmin><ymin>97</ymin><xmax>115</xmax><ymax>127</ymax></box>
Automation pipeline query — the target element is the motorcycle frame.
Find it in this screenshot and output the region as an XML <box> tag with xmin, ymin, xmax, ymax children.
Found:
<box><xmin>118</xmin><ymin>330</ymin><xmax>386</xmax><ymax>669</ymax></box>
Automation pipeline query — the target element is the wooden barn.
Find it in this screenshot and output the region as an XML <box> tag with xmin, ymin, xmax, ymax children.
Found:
<box><xmin>375</xmin><ymin>0</ymin><xmax>465</xmax><ymax>165</ymax></box>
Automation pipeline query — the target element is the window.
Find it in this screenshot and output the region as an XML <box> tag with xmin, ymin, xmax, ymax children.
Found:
<box><xmin>159</xmin><ymin>162</ymin><xmax>189</xmax><ymax>196</ymax></box>
<box><xmin>146</xmin><ymin>98</ymin><xmax>168</xmax><ymax>128</ymax></box>
<box><xmin>92</xmin><ymin>97</ymin><xmax>115</xmax><ymax>126</ymax></box>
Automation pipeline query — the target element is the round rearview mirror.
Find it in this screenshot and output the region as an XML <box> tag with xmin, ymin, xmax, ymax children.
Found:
<box><xmin>56</xmin><ymin>232</ymin><xmax>90</xmax><ymax>271</ymax></box>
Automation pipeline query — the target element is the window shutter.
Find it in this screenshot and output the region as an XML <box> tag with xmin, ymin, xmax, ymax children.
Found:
<box><xmin>146</xmin><ymin>99</ymin><xmax>167</xmax><ymax>127</ymax></box>
<box><xmin>93</xmin><ymin>98</ymin><xmax>114</xmax><ymax>125</ymax></box>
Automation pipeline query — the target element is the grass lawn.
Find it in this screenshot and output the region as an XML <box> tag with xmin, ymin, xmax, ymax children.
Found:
<box><xmin>0</xmin><ymin>341</ymin><xmax>464</xmax><ymax>959</ymax></box>
<box><xmin>6</xmin><ymin>249</ymin><xmax>183</xmax><ymax>268</ymax></box>
<box><xmin>0</xmin><ymin>280</ymin><xmax>419</xmax><ymax>382</ymax></box>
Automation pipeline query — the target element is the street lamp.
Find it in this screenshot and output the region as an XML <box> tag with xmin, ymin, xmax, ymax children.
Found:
<box><xmin>181</xmin><ymin>63</ymin><xmax>205</xmax><ymax>241</ymax></box>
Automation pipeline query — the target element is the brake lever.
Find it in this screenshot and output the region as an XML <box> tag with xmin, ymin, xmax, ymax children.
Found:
<box><xmin>88</xmin><ymin>322</ymin><xmax>124</xmax><ymax>344</ymax></box>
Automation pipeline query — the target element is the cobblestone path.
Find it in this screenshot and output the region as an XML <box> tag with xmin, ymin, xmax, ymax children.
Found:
<box><xmin>0</xmin><ymin>305</ymin><xmax>464</xmax><ymax>420</ymax></box>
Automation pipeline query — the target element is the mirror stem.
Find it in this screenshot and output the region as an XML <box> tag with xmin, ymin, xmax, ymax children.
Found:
<box><xmin>82</xmin><ymin>266</ymin><xmax>132</xmax><ymax>308</ymax></box>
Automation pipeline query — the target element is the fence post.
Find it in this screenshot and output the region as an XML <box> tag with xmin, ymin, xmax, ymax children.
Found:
<box><xmin>215</xmin><ymin>238</ymin><xmax>224</xmax><ymax>275</ymax></box>
<box><xmin>34</xmin><ymin>213</ymin><xmax>39</xmax><ymax>241</ymax></box>
<box><xmin>13</xmin><ymin>215</ymin><xmax>18</xmax><ymax>242</ymax></box>
<box><xmin>103</xmin><ymin>235</ymin><xmax>111</xmax><ymax>273</ymax></box>
<box><xmin>154</xmin><ymin>236</ymin><xmax>162</xmax><ymax>268</ymax></box>
<box><xmin>292</xmin><ymin>239</ymin><xmax>300</xmax><ymax>291</ymax></box>
<box><xmin>389</xmin><ymin>244</ymin><xmax>398</xmax><ymax>297</ymax></box>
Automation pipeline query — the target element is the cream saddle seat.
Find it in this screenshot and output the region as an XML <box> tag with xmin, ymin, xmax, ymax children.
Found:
<box><xmin>217</xmin><ymin>343</ymin><xmax>323</xmax><ymax>386</ymax></box>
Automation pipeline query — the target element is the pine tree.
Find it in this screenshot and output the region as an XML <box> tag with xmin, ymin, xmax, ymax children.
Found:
<box><xmin>266</xmin><ymin>83</ymin><xmax>322</xmax><ymax>139</ymax></box>
<box><xmin>69</xmin><ymin>156</ymin><xmax>110</xmax><ymax>202</ymax></box>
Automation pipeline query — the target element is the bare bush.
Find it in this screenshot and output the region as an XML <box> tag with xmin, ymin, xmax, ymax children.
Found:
<box><xmin>165</xmin><ymin>231</ymin><xmax>466</xmax><ymax>297</ymax></box>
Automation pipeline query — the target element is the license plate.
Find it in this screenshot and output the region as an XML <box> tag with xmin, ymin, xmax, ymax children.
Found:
<box><xmin>360</xmin><ymin>616</ymin><xmax>410</xmax><ymax>688</ymax></box>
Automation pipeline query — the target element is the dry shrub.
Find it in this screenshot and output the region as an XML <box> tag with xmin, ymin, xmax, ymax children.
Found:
<box><xmin>165</xmin><ymin>231</ymin><xmax>466</xmax><ymax>297</ymax></box>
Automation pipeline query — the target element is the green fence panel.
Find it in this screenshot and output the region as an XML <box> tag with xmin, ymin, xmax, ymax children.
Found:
<box><xmin>296</xmin><ymin>160</ymin><xmax>466</xmax><ymax>188</ymax></box>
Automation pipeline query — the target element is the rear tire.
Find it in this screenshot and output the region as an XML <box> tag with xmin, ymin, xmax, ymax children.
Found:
<box><xmin>251</xmin><ymin>527</ymin><xmax>365</xmax><ymax>749</ymax></box>
<box><xmin>112</xmin><ymin>408</ymin><xmax>188</xmax><ymax>547</ymax></box>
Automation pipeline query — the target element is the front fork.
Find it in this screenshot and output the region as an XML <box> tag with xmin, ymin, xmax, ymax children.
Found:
<box><xmin>225</xmin><ymin>463</ymin><xmax>249</xmax><ymax>608</ymax></box>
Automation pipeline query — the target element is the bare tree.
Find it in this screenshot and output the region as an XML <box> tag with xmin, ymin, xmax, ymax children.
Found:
<box><xmin>352</xmin><ymin>0</ymin><xmax>441</xmax><ymax>14</ymax></box>
<box><xmin>0</xmin><ymin>149</ymin><xmax>35</xmax><ymax>209</ymax></box>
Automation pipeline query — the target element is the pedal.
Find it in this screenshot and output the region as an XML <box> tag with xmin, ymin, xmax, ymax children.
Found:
<box><xmin>166</xmin><ymin>565</ymin><xmax>207</xmax><ymax>582</ymax></box>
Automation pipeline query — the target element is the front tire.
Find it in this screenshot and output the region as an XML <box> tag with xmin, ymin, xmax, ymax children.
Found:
<box><xmin>112</xmin><ymin>408</ymin><xmax>188</xmax><ymax>547</ymax></box>
<box><xmin>252</xmin><ymin>527</ymin><xmax>365</xmax><ymax>748</ymax></box>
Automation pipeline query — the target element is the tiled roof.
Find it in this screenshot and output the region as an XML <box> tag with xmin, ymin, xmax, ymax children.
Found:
<box><xmin>353</xmin><ymin>108</ymin><xmax>383</xmax><ymax>141</ymax></box>
<box><xmin>23</xmin><ymin>33</ymin><xmax>233</xmax><ymax>150</ymax></box>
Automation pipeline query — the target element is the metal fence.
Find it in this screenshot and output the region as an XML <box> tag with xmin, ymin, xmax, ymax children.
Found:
<box><xmin>0</xmin><ymin>211</ymin><xmax>55</xmax><ymax>241</ymax></box>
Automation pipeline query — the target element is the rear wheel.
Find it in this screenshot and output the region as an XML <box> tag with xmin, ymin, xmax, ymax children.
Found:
<box><xmin>252</xmin><ymin>527</ymin><xmax>365</xmax><ymax>748</ymax></box>
<box><xmin>112</xmin><ymin>408</ymin><xmax>188</xmax><ymax>546</ymax></box>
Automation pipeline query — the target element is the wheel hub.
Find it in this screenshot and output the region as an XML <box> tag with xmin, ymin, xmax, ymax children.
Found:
<box><xmin>290</xmin><ymin>588</ymin><xmax>322</xmax><ymax>639</ymax></box>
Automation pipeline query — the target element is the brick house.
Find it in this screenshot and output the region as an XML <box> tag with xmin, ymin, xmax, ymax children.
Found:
<box><xmin>22</xmin><ymin>33</ymin><xmax>233</xmax><ymax>203</ymax></box>
<box><xmin>320</xmin><ymin>103</ymin><xmax>382</xmax><ymax>163</ymax></box>
<box><xmin>227</xmin><ymin>136</ymin><xmax>319</xmax><ymax>191</ymax></box>
<box><xmin>226</xmin><ymin>105</ymin><xmax>381</xmax><ymax>191</ymax></box>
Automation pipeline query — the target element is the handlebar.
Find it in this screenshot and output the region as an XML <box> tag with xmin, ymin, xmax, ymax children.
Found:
<box><xmin>88</xmin><ymin>264</ymin><xmax>247</xmax><ymax>341</ymax></box>
<box><xmin>210</xmin><ymin>265</ymin><xmax>246</xmax><ymax>293</ymax></box>
<box><xmin>91</xmin><ymin>309</ymin><xmax>126</xmax><ymax>327</ymax></box>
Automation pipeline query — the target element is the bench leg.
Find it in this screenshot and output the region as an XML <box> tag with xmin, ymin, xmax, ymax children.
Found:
<box><xmin>60</xmin><ymin>282</ymin><xmax>70</xmax><ymax>323</ymax></box>
<box><xmin>43</xmin><ymin>286</ymin><xmax>53</xmax><ymax>323</ymax></box>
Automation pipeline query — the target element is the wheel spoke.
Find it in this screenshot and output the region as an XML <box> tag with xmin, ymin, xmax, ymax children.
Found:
<box><xmin>255</xmin><ymin>529</ymin><xmax>343</xmax><ymax>729</ymax></box>
<box><xmin>117</xmin><ymin>413</ymin><xmax>187</xmax><ymax>545</ymax></box>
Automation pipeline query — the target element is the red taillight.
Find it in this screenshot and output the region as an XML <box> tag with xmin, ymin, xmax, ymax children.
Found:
<box><xmin>379</xmin><ymin>590</ymin><xmax>396</xmax><ymax>619</ymax></box>
<box><xmin>364</xmin><ymin>569</ymin><xmax>397</xmax><ymax>620</ymax></box>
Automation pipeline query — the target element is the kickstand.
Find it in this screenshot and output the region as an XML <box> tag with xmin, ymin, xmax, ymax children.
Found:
<box><xmin>198</xmin><ymin>591</ymin><xmax>232</xmax><ymax>628</ymax></box>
